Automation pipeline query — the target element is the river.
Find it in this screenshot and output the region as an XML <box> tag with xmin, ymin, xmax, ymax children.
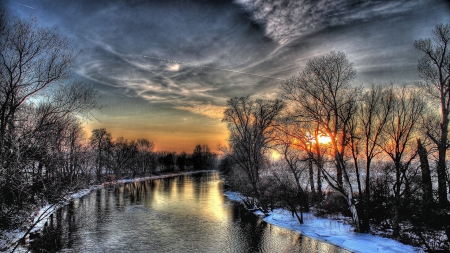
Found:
<box><xmin>29</xmin><ymin>171</ymin><xmax>351</xmax><ymax>252</ymax></box>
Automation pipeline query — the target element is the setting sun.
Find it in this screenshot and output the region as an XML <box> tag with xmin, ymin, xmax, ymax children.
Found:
<box><xmin>318</xmin><ymin>135</ymin><xmax>332</xmax><ymax>144</ymax></box>
<box><xmin>271</xmin><ymin>150</ymin><xmax>281</xmax><ymax>160</ymax></box>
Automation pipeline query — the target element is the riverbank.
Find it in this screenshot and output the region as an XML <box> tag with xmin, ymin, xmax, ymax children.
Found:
<box><xmin>224</xmin><ymin>190</ymin><xmax>423</xmax><ymax>253</ymax></box>
<box><xmin>0</xmin><ymin>170</ymin><xmax>215</xmax><ymax>252</ymax></box>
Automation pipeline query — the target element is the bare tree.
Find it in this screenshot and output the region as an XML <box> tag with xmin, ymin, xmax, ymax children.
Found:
<box><xmin>192</xmin><ymin>144</ymin><xmax>216</xmax><ymax>170</ymax></box>
<box><xmin>280</xmin><ymin>51</ymin><xmax>364</xmax><ymax>232</ymax></box>
<box><xmin>415</xmin><ymin>23</ymin><xmax>450</xmax><ymax>207</ymax></box>
<box><xmin>417</xmin><ymin>138</ymin><xmax>433</xmax><ymax>207</ymax></box>
<box><xmin>136</xmin><ymin>138</ymin><xmax>154</xmax><ymax>176</ymax></box>
<box><xmin>273</xmin><ymin>119</ymin><xmax>307</xmax><ymax>194</ymax></box>
<box><xmin>176</xmin><ymin>151</ymin><xmax>188</xmax><ymax>171</ymax></box>
<box><xmin>89</xmin><ymin>128</ymin><xmax>112</xmax><ymax>182</ymax></box>
<box><xmin>0</xmin><ymin>10</ymin><xmax>97</xmax><ymax>232</ymax></box>
<box><xmin>274</xmin><ymin>117</ymin><xmax>327</xmax><ymax>201</ymax></box>
<box><xmin>110</xmin><ymin>137</ymin><xmax>137</xmax><ymax>179</ymax></box>
<box><xmin>355</xmin><ymin>84</ymin><xmax>395</xmax><ymax>231</ymax></box>
<box><xmin>0</xmin><ymin>15</ymin><xmax>76</xmax><ymax>151</ymax></box>
<box><xmin>223</xmin><ymin>96</ymin><xmax>284</xmax><ymax>202</ymax></box>
<box><xmin>271</xmin><ymin>164</ymin><xmax>308</xmax><ymax>224</ymax></box>
<box><xmin>378</xmin><ymin>86</ymin><xmax>425</xmax><ymax>237</ymax></box>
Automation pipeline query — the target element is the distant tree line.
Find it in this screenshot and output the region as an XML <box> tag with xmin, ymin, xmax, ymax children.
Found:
<box><xmin>220</xmin><ymin>24</ymin><xmax>450</xmax><ymax>251</ymax></box>
<box><xmin>89</xmin><ymin>128</ymin><xmax>217</xmax><ymax>181</ymax></box>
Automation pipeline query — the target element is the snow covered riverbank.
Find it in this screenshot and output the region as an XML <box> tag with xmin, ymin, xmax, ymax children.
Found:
<box><xmin>224</xmin><ymin>190</ymin><xmax>423</xmax><ymax>253</ymax></box>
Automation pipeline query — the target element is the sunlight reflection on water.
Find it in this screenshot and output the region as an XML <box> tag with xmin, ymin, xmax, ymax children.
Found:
<box><xmin>30</xmin><ymin>172</ymin><xmax>351</xmax><ymax>253</ymax></box>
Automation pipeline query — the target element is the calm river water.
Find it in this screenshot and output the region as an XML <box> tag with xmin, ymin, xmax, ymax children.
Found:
<box><xmin>29</xmin><ymin>171</ymin><xmax>350</xmax><ymax>253</ymax></box>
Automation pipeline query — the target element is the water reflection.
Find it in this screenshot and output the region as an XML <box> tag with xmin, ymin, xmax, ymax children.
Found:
<box><xmin>30</xmin><ymin>172</ymin><xmax>351</xmax><ymax>253</ymax></box>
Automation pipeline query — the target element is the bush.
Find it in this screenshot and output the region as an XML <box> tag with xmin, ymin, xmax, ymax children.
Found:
<box><xmin>316</xmin><ymin>192</ymin><xmax>350</xmax><ymax>217</ymax></box>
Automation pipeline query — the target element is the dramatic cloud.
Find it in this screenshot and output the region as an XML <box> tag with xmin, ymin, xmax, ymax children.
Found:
<box><xmin>6</xmin><ymin>0</ymin><xmax>450</xmax><ymax>152</ymax></box>
<box><xmin>234</xmin><ymin>0</ymin><xmax>421</xmax><ymax>44</ymax></box>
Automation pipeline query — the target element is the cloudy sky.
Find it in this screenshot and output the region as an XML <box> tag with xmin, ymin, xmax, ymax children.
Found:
<box><xmin>6</xmin><ymin>0</ymin><xmax>450</xmax><ymax>152</ymax></box>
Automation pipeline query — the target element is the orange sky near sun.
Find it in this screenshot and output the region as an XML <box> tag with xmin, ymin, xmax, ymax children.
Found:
<box><xmin>83</xmin><ymin>118</ymin><xmax>229</xmax><ymax>154</ymax></box>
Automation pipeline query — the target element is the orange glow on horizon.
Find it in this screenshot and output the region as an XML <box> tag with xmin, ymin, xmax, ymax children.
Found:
<box><xmin>82</xmin><ymin>121</ymin><xmax>228</xmax><ymax>154</ymax></box>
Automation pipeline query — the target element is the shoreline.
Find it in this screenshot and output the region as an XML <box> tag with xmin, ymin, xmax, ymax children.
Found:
<box><xmin>224</xmin><ymin>190</ymin><xmax>424</xmax><ymax>253</ymax></box>
<box><xmin>2</xmin><ymin>171</ymin><xmax>422</xmax><ymax>253</ymax></box>
<box><xmin>0</xmin><ymin>169</ymin><xmax>216</xmax><ymax>252</ymax></box>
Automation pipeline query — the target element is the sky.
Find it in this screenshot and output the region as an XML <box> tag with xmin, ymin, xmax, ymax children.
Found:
<box><xmin>5</xmin><ymin>0</ymin><xmax>450</xmax><ymax>153</ymax></box>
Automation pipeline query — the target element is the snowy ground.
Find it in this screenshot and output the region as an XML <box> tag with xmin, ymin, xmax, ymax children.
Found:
<box><xmin>225</xmin><ymin>190</ymin><xmax>424</xmax><ymax>253</ymax></box>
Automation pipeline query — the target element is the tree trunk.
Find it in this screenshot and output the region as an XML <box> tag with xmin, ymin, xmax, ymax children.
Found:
<box><xmin>437</xmin><ymin>140</ymin><xmax>448</xmax><ymax>207</ymax></box>
<box><xmin>351</xmin><ymin>146</ymin><xmax>369</xmax><ymax>232</ymax></box>
<box><xmin>349</xmin><ymin>197</ymin><xmax>361</xmax><ymax>233</ymax></box>
<box><xmin>293</xmin><ymin>208</ymin><xmax>303</xmax><ymax>224</ymax></box>
<box><xmin>317</xmin><ymin>167</ymin><xmax>322</xmax><ymax>200</ymax></box>
<box><xmin>314</xmin><ymin>139</ymin><xmax>323</xmax><ymax>200</ymax></box>
<box><xmin>360</xmin><ymin>160</ymin><xmax>371</xmax><ymax>233</ymax></box>
<box><xmin>393</xmin><ymin>159</ymin><xmax>401</xmax><ymax>237</ymax></box>
<box><xmin>308</xmin><ymin>159</ymin><xmax>315</xmax><ymax>195</ymax></box>
<box><xmin>437</xmin><ymin>90</ymin><xmax>449</xmax><ymax>208</ymax></box>
<box><xmin>335</xmin><ymin>151</ymin><xmax>344</xmax><ymax>187</ymax></box>
<box><xmin>393</xmin><ymin>196</ymin><xmax>400</xmax><ymax>237</ymax></box>
<box><xmin>417</xmin><ymin>139</ymin><xmax>433</xmax><ymax>206</ymax></box>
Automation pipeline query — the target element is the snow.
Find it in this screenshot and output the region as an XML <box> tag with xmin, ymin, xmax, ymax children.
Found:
<box><xmin>115</xmin><ymin>170</ymin><xmax>215</xmax><ymax>184</ymax></box>
<box><xmin>30</xmin><ymin>204</ymin><xmax>56</xmax><ymax>234</ymax></box>
<box><xmin>0</xmin><ymin>230</ymin><xmax>24</xmax><ymax>252</ymax></box>
<box><xmin>224</xmin><ymin>190</ymin><xmax>424</xmax><ymax>253</ymax></box>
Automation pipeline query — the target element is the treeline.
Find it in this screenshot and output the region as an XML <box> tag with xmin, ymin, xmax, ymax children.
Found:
<box><xmin>0</xmin><ymin>9</ymin><xmax>217</xmax><ymax>233</ymax></box>
<box><xmin>89</xmin><ymin>128</ymin><xmax>217</xmax><ymax>181</ymax></box>
<box><xmin>220</xmin><ymin>24</ymin><xmax>450</xmax><ymax>251</ymax></box>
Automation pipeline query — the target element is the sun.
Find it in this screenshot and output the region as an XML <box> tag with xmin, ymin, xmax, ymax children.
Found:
<box><xmin>270</xmin><ymin>151</ymin><xmax>281</xmax><ymax>160</ymax></box>
<box><xmin>317</xmin><ymin>135</ymin><xmax>332</xmax><ymax>144</ymax></box>
<box><xmin>167</xmin><ymin>63</ymin><xmax>180</xmax><ymax>71</ymax></box>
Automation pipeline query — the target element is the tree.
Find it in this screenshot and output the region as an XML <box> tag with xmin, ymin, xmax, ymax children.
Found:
<box><xmin>273</xmin><ymin>120</ymin><xmax>308</xmax><ymax>194</ymax></box>
<box><xmin>279</xmin><ymin>51</ymin><xmax>364</xmax><ymax>232</ymax></box>
<box><xmin>89</xmin><ymin>128</ymin><xmax>112</xmax><ymax>181</ymax></box>
<box><xmin>378</xmin><ymin>86</ymin><xmax>425</xmax><ymax>237</ymax></box>
<box><xmin>192</xmin><ymin>145</ymin><xmax>205</xmax><ymax>170</ymax></box>
<box><xmin>0</xmin><ymin>14</ymin><xmax>76</xmax><ymax>153</ymax></box>
<box><xmin>414</xmin><ymin>23</ymin><xmax>450</xmax><ymax>207</ymax></box>
<box><xmin>223</xmin><ymin>96</ymin><xmax>284</xmax><ymax>201</ymax></box>
<box><xmin>0</xmin><ymin>8</ymin><xmax>97</xmax><ymax>231</ymax></box>
<box><xmin>273</xmin><ymin>116</ymin><xmax>327</xmax><ymax>199</ymax></box>
<box><xmin>162</xmin><ymin>152</ymin><xmax>176</xmax><ymax>172</ymax></box>
<box><xmin>64</xmin><ymin>120</ymin><xmax>87</xmax><ymax>181</ymax></box>
<box><xmin>280</xmin><ymin>51</ymin><xmax>359</xmax><ymax>186</ymax></box>
<box><xmin>355</xmin><ymin>84</ymin><xmax>395</xmax><ymax>231</ymax></box>
<box><xmin>417</xmin><ymin>138</ymin><xmax>433</xmax><ymax>207</ymax></box>
<box><xmin>191</xmin><ymin>144</ymin><xmax>216</xmax><ymax>170</ymax></box>
<box><xmin>271</xmin><ymin>165</ymin><xmax>308</xmax><ymax>224</ymax></box>
<box><xmin>136</xmin><ymin>138</ymin><xmax>155</xmax><ymax>175</ymax></box>
<box><xmin>176</xmin><ymin>152</ymin><xmax>188</xmax><ymax>171</ymax></box>
<box><xmin>110</xmin><ymin>137</ymin><xmax>138</xmax><ymax>179</ymax></box>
